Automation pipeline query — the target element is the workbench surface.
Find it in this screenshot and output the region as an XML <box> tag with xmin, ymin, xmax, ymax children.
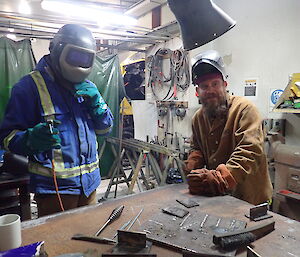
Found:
<box><xmin>22</xmin><ymin>184</ymin><xmax>300</xmax><ymax>257</ymax></box>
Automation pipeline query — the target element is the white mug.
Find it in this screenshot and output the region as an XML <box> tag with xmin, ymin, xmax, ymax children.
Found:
<box><xmin>0</xmin><ymin>214</ymin><xmax>22</xmax><ymax>251</ymax></box>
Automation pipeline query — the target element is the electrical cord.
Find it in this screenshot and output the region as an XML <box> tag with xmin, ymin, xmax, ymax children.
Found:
<box><xmin>51</xmin><ymin>158</ymin><xmax>65</xmax><ymax>212</ymax></box>
<box><xmin>147</xmin><ymin>48</ymin><xmax>174</xmax><ymax>100</ymax></box>
<box><xmin>147</xmin><ymin>48</ymin><xmax>190</xmax><ymax>100</ymax></box>
<box><xmin>171</xmin><ymin>49</ymin><xmax>190</xmax><ymax>91</ymax></box>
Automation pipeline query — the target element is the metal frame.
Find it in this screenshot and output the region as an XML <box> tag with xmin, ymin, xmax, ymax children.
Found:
<box><xmin>99</xmin><ymin>137</ymin><xmax>186</xmax><ymax>199</ymax></box>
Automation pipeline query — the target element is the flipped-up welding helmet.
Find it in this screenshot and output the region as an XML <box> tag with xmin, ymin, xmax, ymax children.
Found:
<box><xmin>191</xmin><ymin>50</ymin><xmax>227</xmax><ymax>84</ymax></box>
<box><xmin>49</xmin><ymin>24</ymin><xmax>96</xmax><ymax>83</ymax></box>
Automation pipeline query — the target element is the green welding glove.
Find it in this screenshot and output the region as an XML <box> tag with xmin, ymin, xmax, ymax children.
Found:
<box><xmin>74</xmin><ymin>81</ymin><xmax>108</xmax><ymax>117</ymax></box>
<box><xmin>24</xmin><ymin>120</ymin><xmax>61</xmax><ymax>154</ymax></box>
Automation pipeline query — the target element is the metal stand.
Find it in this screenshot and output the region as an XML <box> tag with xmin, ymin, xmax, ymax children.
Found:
<box><xmin>100</xmin><ymin>137</ymin><xmax>186</xmax><ymax>199</ymax></box>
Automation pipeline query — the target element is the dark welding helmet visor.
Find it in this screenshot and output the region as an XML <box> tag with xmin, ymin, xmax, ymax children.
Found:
<box><xmin>59</xmin><ymin>44</ymin><xmax>95</xmax><ymax>83</ymax></box>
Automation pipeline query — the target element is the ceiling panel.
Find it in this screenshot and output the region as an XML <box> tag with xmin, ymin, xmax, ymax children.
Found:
<box><xmin>0</xmin><ymin>0</ymin><xmax>174</xmax><ymax>52</ymax></box>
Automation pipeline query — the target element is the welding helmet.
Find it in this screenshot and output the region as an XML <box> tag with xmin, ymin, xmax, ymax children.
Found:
<box><xmin>49</xmin><ymin>24</ymin><xmax>96</xmax><ymax>83</ymax></box>
<box><xmin>191</xmin><ymin>50</ymin><xmax>227</xmax><ymax>84</ymax></box>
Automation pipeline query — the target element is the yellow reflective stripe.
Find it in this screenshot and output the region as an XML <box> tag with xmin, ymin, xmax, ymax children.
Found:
<box><xmin>30</xmin><ymin>71</ymin><xmax>64</xmax><ymax>170</ymax></box>
<box><xmin>3</xmin><ymin>130</ymin><xmax>20</xmax><ymax>150</ymax></box>
<box><xmin>53</xmin><ymin>149</ymin><xmax>65</xmax><ymax>170</ymax></box>
<box><xmin>30</xmin><ymin>71</ymin><xmax>55</xmax><ymax>116</ymax></box>
<box><xmin>95</xmin><ymin>125</ymin><xmax>112</xmax><ymax>135</ymax></box>
<box><xmin>28</xmin><ymin>159</ymin><xmax>99</xmax><ymax>178</ymax></box>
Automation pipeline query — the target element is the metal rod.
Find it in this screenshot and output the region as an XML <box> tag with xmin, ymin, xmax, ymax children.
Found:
<box><xmin>112</xmin><ymin>218</ymin><xmax>132</xmax><ymax>239</ymax></box>
<box><xmin>216</xmin><ymin>218</ymin><xmax>221</xmax><ymax>227</ymax></box>
<box><xmin>127</xmin><ymin>208</ymin><xmax>143</xmax><ymax>231</ymax></box>
<box><xmin>179</xmin><ymin>213</ymin><xmax>191</xmax><ymax>227</ymax></box>
<box><xmin>200</xmin><ymin>214</ymin><xmax>209</xmax><ymax>228</ymax></box>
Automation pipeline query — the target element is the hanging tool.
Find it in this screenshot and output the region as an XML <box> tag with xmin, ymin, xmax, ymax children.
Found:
<box><xmin>213</xmin><ymin>220</ymin><xmax>275</xmax><ymax>249</ymax></box>
<box><xmin>95</xmin><ymin>205</ymin><xmax>124</xmax><ymax>236</ymax></box>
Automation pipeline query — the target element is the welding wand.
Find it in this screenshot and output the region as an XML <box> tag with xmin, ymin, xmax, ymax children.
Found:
<box><xmin>95</xmin><ymin>205</ymin><xmax>124</xmax><ymax>236</ymax></box>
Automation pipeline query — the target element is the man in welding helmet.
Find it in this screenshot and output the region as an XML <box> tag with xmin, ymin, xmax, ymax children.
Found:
<box><xmin>184</xmin><ymin>50</ymin><xmax>272</xmax><ymax>205</ymax></box>
<box><xmin>0</xmin><ymin>24</ymin><xmax>113</xmax><ymax>217</ymax></box>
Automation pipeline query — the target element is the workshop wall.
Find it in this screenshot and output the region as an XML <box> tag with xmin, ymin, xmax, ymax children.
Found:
<box><xmin>142</xmin><ymin>0</ymin><xmax>300</xmax><ymax>147</ymax></box>
<box><xmin>196</xmin><ymin>0</ymin><xmax>300</xmax><ymax>145</ymax></box>
<box><xmin>7</xmin><ymin>0</ymin><xmax>300</xmax><ymax>147</ymax></box>
<box><xmin>30</xmin><ymin>38</ymin><xmax>49</xmax><ymax>61</ymax></box>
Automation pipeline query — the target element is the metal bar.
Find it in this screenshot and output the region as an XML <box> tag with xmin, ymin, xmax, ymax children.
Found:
<box><xmin>112</xmin><ymin>219</ymin><xmax>132</xmax><ymax>239</ymax></box>
<box><xmin>98</xmin><ymin>140</ymin><xmax>107</xmax><ymax>160</ymax></box>
<box><xmin>128</xmin><ymin>151</ymin><xmax>145</xmax><ymax>194</ymax></box>
<box><xmin>103</xmin><ymin>149</ymin><xmax>126</xmax><ymax>199</ymax></box>
<box><xmin>200</xmin><ymin>214</ymin><xmax>209</xmax><ymax>228</ymax></box>
<box><xmin>160</xmin><ymin>156</ymin><xmax>174</xmax><ymax>185</ymax></box>
<box><xmin>72</xmin><ymin>234</ymin><xmax>116</xmax><ymax>245</ymax></box>
<box><xmin>97</xmin><ymin>43</ymin><xmax>146</xmax><ymax>52</ymax></box>
<box><xmin>107</xmin><ymin>137</ymin><xmax>178</xmax><ymax>156</ymax></box>
<box><xmin>174</xmin><ymin>157</ymin><xmax>187</xmax><ymax>183</ymax></box>
<box><xmin>127</xmin><ymin>208</ymin><xmax>144</xmax><ymax>231</ymax></box>
<box><xmin>126</xmin><ymin>150</ymin><xmax>149</xmax><ymax>191</ymax></box>
<box><xmin>213</xmin><ymin>220</ymin><xmax>275</xmax><ymax>248</ymax></box>
<box><xmin>147</xmin><ymin>153</ymin><xmax>162</xmax><ymax>184</ymax></box>
<box><xmin>124</xmin><ymin>150</ymin><xmax>136</xmax><ymax>181</ymax></box>
<box><xmin>179</xmin><ymin>213</ymin><xmax>191</xmax><ymax>227</ymax></box>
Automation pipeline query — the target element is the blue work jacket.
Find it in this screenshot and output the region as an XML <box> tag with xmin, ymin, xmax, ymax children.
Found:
<box><xmin>0</xmin><ymin>55</ymin><xmax>113</xmax><ymax>196</ymax></box>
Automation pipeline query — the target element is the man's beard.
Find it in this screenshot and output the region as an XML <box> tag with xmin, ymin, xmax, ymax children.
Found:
<box><xmin>202</xmin><ymin>96</ymin><xmax>228</xmax><ymax>119</ymax></box>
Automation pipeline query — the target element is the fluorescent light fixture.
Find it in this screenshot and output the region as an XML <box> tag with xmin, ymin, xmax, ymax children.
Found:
<box><xmin>7</xmin><ymin>34</ymin><xmax>17</xmax><ymax>40</ymax></box>
<box><xmin>19</xmin><ymin>0</ymin><xmax>31</xmax><ymax>15</ymax></box>
<box><xmin>125</xmin><ymin>0</ymin><xmax>167</xmax><ymax>18</ymax></box>
<box><xmin>41</xmin><ymin>0</ymin><xmax>137</xmax><ymax>27</ymax></box>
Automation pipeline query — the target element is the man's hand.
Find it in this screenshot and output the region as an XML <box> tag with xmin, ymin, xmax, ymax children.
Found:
<box><xmin>25</xmin><ymin>120</ymin><xmax>61</xmax><ymax>154</ymax></box>
<box><xmin>184</xmin><ymin>150</ymin><xmax>204</xmax><ymax>175</ymax></box>
<box><xmin>74</xmin><ymin>81</ymin><xmax>107</xmax><ymax>116</ymax></box>
<box><xmin>187</xmin><ymin>166</ymin><xmax>237</xmax><ymax>196</ymax></box>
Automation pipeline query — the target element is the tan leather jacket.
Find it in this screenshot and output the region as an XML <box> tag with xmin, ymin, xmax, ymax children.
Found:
<box><xmin>186</xmin><ymin>94</ymin><xmax>273</xmax><ymax>205</ymax></box>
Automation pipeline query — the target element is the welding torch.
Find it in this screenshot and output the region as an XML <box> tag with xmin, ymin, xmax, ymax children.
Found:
<box><xmin>46</xmin><ymin>119</ymin><xmax>65</xmax><ymax>212</ymax></box>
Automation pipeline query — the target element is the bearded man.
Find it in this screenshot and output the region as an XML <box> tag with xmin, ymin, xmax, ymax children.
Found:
<box><xmin>185</xmin><ymin>50</ymin><xmax>273</xmax><ymax>205</ymax></box>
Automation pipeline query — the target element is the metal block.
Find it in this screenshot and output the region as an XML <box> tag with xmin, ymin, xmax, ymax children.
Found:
<box><xmin>118</xmin><ymin>230</ymin><xmax>147</xmax><ymax>249</ymax></box>
<box><xmin>245</xmin><ymin>203</ymin><xmax>273</xmax><ymax>221</ymax></box>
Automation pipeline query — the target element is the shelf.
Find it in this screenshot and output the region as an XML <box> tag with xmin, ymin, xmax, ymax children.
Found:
<box><xmin>272</xmin><ymin>73</ymin><xmax>300</xmax><ymax>113</ymax></box>
<box><xmin>273</xmin><ymin>108</ymin><xmax>300</xmax><ymax>113</ymax></box>
<box><xmin>277</xmin><ymin>189</ymin><xmax>300</xmax><ymax>201</ymax></box>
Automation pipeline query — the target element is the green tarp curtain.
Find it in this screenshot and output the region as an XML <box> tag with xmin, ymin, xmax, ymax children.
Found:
<box><xmin>0</xmin><ymin>37</ymin><xmax>36</xmax><ymax>123</ymax></box>
<box><xmin>88</xmin><ymin>54</ymin><xmax>126</xmax><ymax>177</ymax></box>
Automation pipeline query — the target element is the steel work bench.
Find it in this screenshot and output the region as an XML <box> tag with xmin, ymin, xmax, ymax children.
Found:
<box><xmin>21</xmin><ymin>184</ymin><xmax>300</xmax><ymax>257</ymax></box>
<box><xmin>0</xmin><ymin>173</ymin><xmax>31</xmax><ymax>221</ymax></box>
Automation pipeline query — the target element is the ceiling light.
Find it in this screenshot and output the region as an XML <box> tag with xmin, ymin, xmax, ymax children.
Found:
<box><xmin>7</xmin><ymin>34</ymin><xmax>17</xmax><ymax>40</ymax></box>
<box><xmin>41</xmin><ymin>0</ymin><xmax>137</xmax><ymax>27</ymax></box>
<box><xmin>19</xmin><ymin>0</ymin><xmax>31</xmax><ymax>15</ymax></box>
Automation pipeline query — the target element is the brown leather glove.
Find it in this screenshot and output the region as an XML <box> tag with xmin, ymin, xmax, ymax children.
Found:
<box><xmin>187</xmin><ymin>169</ymin><xmax>227</xmax><ymax>196</ymax></box>
<box><xmin>187</xmin><ymin>165</ymin><xmax>237</xmax><ymax>196</ymax></box>
<box><xmin>184</xmin><ymin>150</ymin><xmax>204</xmax><ymax>175</ymax></box>
<box><xmin>216</xmin><ymin>164</ymin><xmax>237</xmax><ymax>190</ymax></box>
